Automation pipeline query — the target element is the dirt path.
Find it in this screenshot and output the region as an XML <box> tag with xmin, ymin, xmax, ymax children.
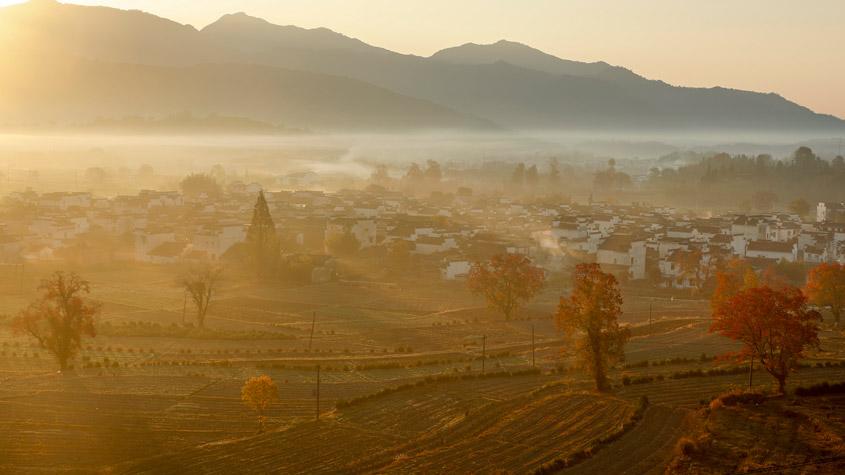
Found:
<box><xmin>560</xmin><ymin>404</ymin><xmax>689</xmax><ymax>475</ymax></box>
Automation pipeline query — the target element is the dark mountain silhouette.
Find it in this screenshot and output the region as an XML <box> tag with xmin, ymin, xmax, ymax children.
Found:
<box><xmin>0</xmin><ymin>0</ymin><xmax>842</xmax><ymax>133</ymax></box>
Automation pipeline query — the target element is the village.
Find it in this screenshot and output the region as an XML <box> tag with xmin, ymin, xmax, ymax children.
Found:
<box><xmin>2</xmin><ymin>181</ymin><xmax>844</xmax><ymax>290</ymax></box>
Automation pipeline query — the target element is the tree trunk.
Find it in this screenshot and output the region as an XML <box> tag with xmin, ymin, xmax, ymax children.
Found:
<box><xmin>776</xmin><ymin>375</ymin><xmax>786</xmax><ymax>395</ymax></box>
<box><xmin>592</xmin><ymin>338</ymin><xmax>607</xmax><ymax>391</ymax></box>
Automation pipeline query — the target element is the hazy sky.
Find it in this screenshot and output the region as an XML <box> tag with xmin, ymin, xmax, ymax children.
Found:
<box><xmin>3</xmin><ymin>0</ymin><xmax>845</xmax><ymax>119</ymax></box>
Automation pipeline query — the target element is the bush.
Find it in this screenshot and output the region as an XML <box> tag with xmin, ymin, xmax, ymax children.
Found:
<box><xmin>675</xmin><ymin>437</ymin><xmax>697</xmax><ymax>457</ymax></box>
<box><xmin>794</xmin><ymin>381</ymin><xmax>845</xmax><ymax>397</ymax></box>
<box><xmin>716</xmin><ymin>390</ymin><xmax>766</xmax><ymax>407</ymax></box>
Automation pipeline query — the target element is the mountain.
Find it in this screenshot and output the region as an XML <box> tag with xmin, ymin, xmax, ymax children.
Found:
<box><xmin>0</xmin><ymin>54</ymin><xmax>493</xmax><ymax>131</ymax></box>
<box><xmin>0</xmin><ymin>0</ymin><xmax>843</xmax><ymax>134</ymax></box>
<box><xmin>429</xmin><ymin>40</ymin><xmax>640</xmax><ymax>82</ymax></box>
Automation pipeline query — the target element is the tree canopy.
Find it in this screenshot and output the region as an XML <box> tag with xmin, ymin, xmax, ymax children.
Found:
<box><xmin>241</xmin><ymin>375</ymin><xmax>279</xmax><ymax>432</ymax></box>
<box><xmin>13</xmin><ymin>271</ymin><xmax>100</xmax><ymax>370</ymax></box>
<box><xmin>805</xmin><ymin>263</ymin><xmax>845</xmax><ymax>327</ymax></box>
<box><xmin>245</xmin><ymin>190</ymin><xmax>279</xmax><ymax>276</ymax></box>
<box><xmin>555</xmin><ymin>263</ymin><xmax>628</xmax><ymax>391</ymax></box>
<box><xmin>711</xmin><ymin>285</ymin><xmax>820</xmax><ymax>393</ymax></box>
<box><xmin>467</xmin><ymin>253</ymin><xmax>545</xmax><ymax>320</ymax></box>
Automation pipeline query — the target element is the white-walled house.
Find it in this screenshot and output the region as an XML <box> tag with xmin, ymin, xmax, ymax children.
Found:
<box><xmin>596</xmin><ymin>234</ymin><xmax>646</xmax><ymax>280</ymax></box>
<box><xmin>192</xmin><ymin>224</ymin><xmax>246</xmax><ymax>259</ymax></box>
<box><xmin>441</xmin><ymin>260</ymin><xmax>471</xmax><ymax>280</ymax></box>
<box><xmin>745</xmin><ymin>240</ymin><xmax>797</xmax><ymax>262</ymax></box>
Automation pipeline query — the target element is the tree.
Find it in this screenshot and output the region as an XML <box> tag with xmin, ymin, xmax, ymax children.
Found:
<box><xmin>210</xmin><ymin>164</ymin><xmax>227</xmax><ymax>183</ymax></box>
<box><xmin>805</xmin><ymin>263</ymin><xmax>845</xmax><ymax>327</ymax></box>
<box><xmin>424</xmin><ymin>160</ymin><xmax>442</xmax><ymax>183</ymax></box>
<box><xmin>710</xmin><ymin>286</ymin><xmax>820</xmax><ymax>393</ymax></box>
<box><xmin>788</xmin><ymin>198</ymin><xmax>810</xmax><ymax>218</ymax></box>
<box><xmin>325</xmin><ymin>230</ymin><xmax>360</xmax><ymax>257</ymax></box>
<box><xmin>84</xmin><ymin>167</ymin><xmax>109</xmax><ymax>184</ymax></box>
<box><xmin>370</xmin><ymin>164</ymin><xmax>390</xmax><ymax>187</ymax></box>
<box><xmin>555</xmin><ymin>263</ymin><xmax>629</xmax><ymax>391</ymax></box>
<box><xmin>245</xmin><ymin>191</ymin><xmax>279</xmax><ymax>276</ymax></box>
<box><xmin>180</xmin><ymin>173</ymin><xmax>222</xmax><ymax>198</ymax></box>
<box><xmin>467</xmin><ymin>253</ymin><xmax>545</xmax><ymax>320</ymax></box>
<box><xmin>548</xmin><ymin>158</ymin><xmax>561</xmax><ymax>185</ymax></box>
<box><xmin>511</xmin><ymin>163</ymin><xmax>526</xmax><ymax>186</ymax></box>
<box><xmin>404</xmin><ymin>163</ymin><xmax>424</xmax><ymax>183</ymax></box>
<box><xmin>762</xmin><ymin>260</ymin><xmax>806</xmax><ymax>289</ymax></box>
<box><xmin>525</xmin><ymin>165</ymin><xmax>539</xmax><ymax>186</ymax></box>
<box><xmin>710</xmin><ymin>258</ymin><xmax>754</xmax><ymax>315</ymax></box>
<box><xmin>179</xmin><ymin>264</ymin><xmax>223</xmax><ymax>328</ymax></box>
<box><xmin>12</xmin><ymin>272</ymin><xmax>100</xmax><ymax>371</ymax></box>
<box><xmin>751</xmin><ymin>190</ymin><xmax>778</xmax><ymax>212</ymax></box>
<box><xmin>832</xmin><ymin>155</ymin><xmax>845</xmax><ymax>173</ymax></box>
<box><xmin>241</xmin><ymin>375</ymin><xmax>279</xmax><ymax>432</ymax></box>
<box><xmin>677</xmin><ymin>249</ymin><xmax>704</xmax><ymax>292</ymax></box>
<box><xmin>137</xmin><ymin>164</ymin><xmax>155</xmax><ymax>179</ymax></box>
<box><xmin>593</xmin><ymin>159</ymin><xmax>631</xmax><ymax>191</ymax></box>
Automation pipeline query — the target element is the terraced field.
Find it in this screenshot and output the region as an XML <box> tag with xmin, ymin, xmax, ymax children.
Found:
<box><xmin>561</xmin><ymin>405</ymin><xmax>689</xmax><ymax>475</ymax></box>
<box><xmin>123</xmin><ymin>378</ymin><xmax>630</xmax><ymax>474</ymax></box>
<box><xmin>353</xmin><ymin>392</ymin><xmax>633</xmax><ymax>473</ymax></box>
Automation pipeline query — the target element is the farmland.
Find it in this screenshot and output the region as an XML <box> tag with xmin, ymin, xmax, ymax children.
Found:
<box><xmin>1</xmin><ymin>263</ymin><xmax>845</xmax><ymax>473</ymax></box>
<box><xmin>667</xmin><ymin>393</ymin><xmax>845</xmax><ymax>474</ymax></box>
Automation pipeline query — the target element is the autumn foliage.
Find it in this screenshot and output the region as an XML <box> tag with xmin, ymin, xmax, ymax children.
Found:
<box><xmin>710</xmin><ymin>286</ymin><xmax>820</xmax><ymax>394</ymax></box>
<box><xmin>467</xmin><ymin>253</ymin><xmax>545</xmax><ymax>320</ymax></box>
<box><xmin>241</xmin><ymin>375</ymin><xmax>280</xmax><ymax>432</ymax></box>
<box><xmin>555</xmin><ymin>263</ymin><xmax>629</xmax><ymax>391</ymax></box>
<box><xmin>805</xmin><ymin>262</ymin><xmax>845</xmax><ymax>327</ymax></box>
<box><xmin>710</xmin><ymin>258</ymin><xmax>755</xmax><ymax>315</ymax></box>
<box><xmin>12</xmin><ymin>271</ymin><xmax>100</xmax><ymax>371</ymax></box>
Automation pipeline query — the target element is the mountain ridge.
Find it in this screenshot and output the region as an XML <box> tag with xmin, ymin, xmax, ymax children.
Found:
<box><xmin>0</xmin><ymin>0</ymin><xmax>842</xmax><ymax>133</ymax></box>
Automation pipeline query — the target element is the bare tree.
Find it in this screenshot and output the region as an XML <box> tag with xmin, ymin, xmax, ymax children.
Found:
<box><xmin>179</xmin><ymin>263</ymin><xmax>223</xmax><ymax>328</ymax></box>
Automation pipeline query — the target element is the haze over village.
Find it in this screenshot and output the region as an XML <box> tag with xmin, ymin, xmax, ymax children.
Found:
<box><xmin>2</xmin><ymin>1</ymin><xmax>845</xmax><ymax>474</ymax></box>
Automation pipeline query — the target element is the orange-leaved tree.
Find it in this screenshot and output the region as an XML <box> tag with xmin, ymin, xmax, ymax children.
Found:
<box><xmin>710</xmin><ymin>286</ymin><xmax>820</xmax><ymax>394</ymax></box>
<box><xmin>710</xmin><ymin>258</ymin><xmax>755</xmax><ymax>315</ymax></box>
<box><xmin>12</xmin><ymin>271</ymin><xmax>100</xmax><ymax>371</ymax></box>
<box><xmin>555</xmin><ymin>263</ymin><xmax>629</xmax><ymax>391</ymax></box>
<box><xmin>241</xmin><ymin>375</ymin><xmax>279</xmax><ymax>432</ymax></box>
<box><xmin>805</xmin><ymin>262</ymin><xmax>845</xmax><ymax>328</ymax></box>
<box><xmin>467</xmin><ymin>253</ymin><xmax>545</xmax><ymax>320</ymax></box>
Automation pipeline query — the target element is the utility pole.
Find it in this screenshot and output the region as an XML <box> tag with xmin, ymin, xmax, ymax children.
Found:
<box><xmin>748</xmin><ymin>356</ymin><xmax>754</xmax><ymax>390</ymax></box>
<box><xmin>531</xmin><ymin>325</ymin><xmax>535</xmax><ymax>368</ymax></box>
<box><xmin>315</xmin><ymin>365</ymin><xmax>321</xmax><ymax>421</ymax></box>
<box><xmin>481</xmin><ymin>335</ymin><xmax>486</xmax><ymax>374</ymax></box>
<box><xmin>309</xmin><ymin>311</ymin><xmax>317</xmax><ymax>351</ymax></box>
<box><xmin>649</xmin><ymin>300</ymin><xmax>653</xmax><ymax>327</ymax></box>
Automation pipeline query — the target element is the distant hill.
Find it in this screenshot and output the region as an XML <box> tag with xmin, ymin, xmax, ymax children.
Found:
<box><xmin>0</xmin><ymin>0</ymin><xmax>843</xmax><ymax>134</ymax></box>
<box><xmin>430</xmin><ymin>40</ymin><xmax>640</xmax><ymax>82</ymax></box>
<box><xmin>0</xmin><ymin>54</ymin><xmax>493</xmax><ymax>131</ymax></box>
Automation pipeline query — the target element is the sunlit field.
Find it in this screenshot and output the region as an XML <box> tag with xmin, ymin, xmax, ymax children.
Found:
<box><xmin>3</xmin><ymin>1</ymin><xmax>845</xmax><ymax>473</ymax></box>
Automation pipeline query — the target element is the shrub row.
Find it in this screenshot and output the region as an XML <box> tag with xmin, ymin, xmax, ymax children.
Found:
<box><xmin>794</xmin><ymin>381</ymin><xmax>845</xmax><ymax>397</ymax></box>
<box><xmin>97</xmin><ymin>321</ymin><xmax>296</xmax><ymax>340</ymax></box>
<box><xmin>335</xmin><ymin>368</ymin><xmax>542</xmax><ymax>409</ymax></box>
<box><xmin>621</xmin><ymin>365</ymin><xmax>749</xmax><ymax>386</ymax></box>
<box><xmin>624</xmin><ymin>354</ymin><xmax>714</xmax><ymax>369</ymax></box>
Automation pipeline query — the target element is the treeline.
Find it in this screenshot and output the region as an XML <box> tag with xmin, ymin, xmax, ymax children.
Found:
<box><xmin>647</xmin><ymin>146</ymin><xmax>845</xmax><ymax>209</ymax></box>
